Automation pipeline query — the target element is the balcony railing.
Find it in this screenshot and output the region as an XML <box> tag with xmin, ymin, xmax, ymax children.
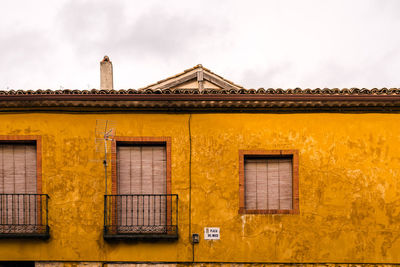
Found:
<box><xmin>104</xmin><ymin>194</ymin><xmax>178</xmax><ymax>240</ymax></box>
<box><xmin>0</xmin><ymin>194</ymin><xmax>49</xmax><ymax>239</ymax></box>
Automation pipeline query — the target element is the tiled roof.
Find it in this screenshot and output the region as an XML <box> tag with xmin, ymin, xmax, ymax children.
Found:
<box><xmin>0</xmin><ymin>88</ymin><xmax>399</xmax><ymax>112</ymax></box>
<box><xmin>1</xmin><ymin>87</ymin><xmax>400</xmax><ymax>95</ymax></box>
<box><xmin>1</xmin><ymin>64</ymin><xmax>400</xmax><ymax>112</ymax></box>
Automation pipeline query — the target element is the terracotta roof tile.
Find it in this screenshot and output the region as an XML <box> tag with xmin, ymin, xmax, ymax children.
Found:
<box><xmin>2</xmin><ymin>62</ymin><xmax>400</xmax><ymax>112</ymax></box>
<box><xmin>1</xmin><ymin>88</ymin><xmax>400</xmax><ymax>96</ymax></box>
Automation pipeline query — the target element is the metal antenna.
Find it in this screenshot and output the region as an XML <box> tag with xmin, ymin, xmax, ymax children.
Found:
<box><xmin>95</xmin><ymin>119</ymin><xmax>116</xmax><ymax>195</ymax></box>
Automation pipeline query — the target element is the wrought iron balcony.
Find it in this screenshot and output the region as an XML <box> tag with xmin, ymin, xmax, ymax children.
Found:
<box><xmin>0</xmin><ymin>194</ymin><xmax>49</xmax><ymax>239</ymax></box>
<box><xmin>104</xmin><ymin>194</ymin><xmax>178</xmax><ymax>240</ymax></box>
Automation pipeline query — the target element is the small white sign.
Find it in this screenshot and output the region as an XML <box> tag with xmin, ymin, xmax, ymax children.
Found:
<box><xmin>204</xmin><ymin>227</ymin><xmax>220</xmax><ymax>240</ymax></box>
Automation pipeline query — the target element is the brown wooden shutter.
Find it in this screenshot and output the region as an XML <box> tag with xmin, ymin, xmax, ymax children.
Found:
<box><xmin>267</xmin><ymin>159</ymin><xmax>280</xmax><ymax>209</ymax></box>
<box><xmin>255</xmin><ymin>159</ymin><xmax>267</xmax><ymax>210</ymax></box>
<box><xmin>117</xmin><ymin>145</ymin><xmax>166</xmax><ymax>230</ymax></box>
<box><xmin>0</xmin><ymin>144</ymin><xmax>36</xmax><ymax>194</ymax></box>
<box><xmin>0</xmin><ymin>143</ymin><xmax>37</xmax><ymax>226</ymax></box>
<box><xmin>117</xmin><ymin>146</ymin><xmax>166</xmax><ymax>195</ymax></box>
<box><xmin>245</xmin><ymin>157</ymin><xmax>292</xmax><ymax>210</ymax></box>
<box><xmin>278</xmin><ymin>158</ymin><xmax>293</xmax><ymax>209</ymax></box>
<box><xmin>244</xmin><ymin>160</ymin><xmax>257</xmax><ymax>210</ymax></box>
<box><xmin>117</xmin><ymin>146</ymin><xmax>131</xmax><ymax>195</ymax></box>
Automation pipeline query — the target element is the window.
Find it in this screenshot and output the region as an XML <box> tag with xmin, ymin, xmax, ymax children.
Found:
<box><xmin>117</xmin><ymin>144</ymin><xmax>167</xmax><ymax>231</ymax></box>
<box><xmin>104</xmin><ymin>137</ymin><xmax>178</xmax><ymax>239</ymax></box>
<box><xmin>0</xmin><ymin>136</ymin><xmax>49</xmax><ymax>238</ymax></box>
<box><xmin>0</xmin><ymin>142</ymin><xmax>37</xmax><ymax>194</ymax></box>
<box><xmin>239</xmin><ymin>150</ymin><xmax>299</xmax><ymax>214</ymax></box>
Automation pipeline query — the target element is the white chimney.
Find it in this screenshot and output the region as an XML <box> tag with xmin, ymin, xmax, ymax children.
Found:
<box><xmin>100</xmin><ymin>56</ymin><xmax>113</xmax><ymax>90</ymax></box>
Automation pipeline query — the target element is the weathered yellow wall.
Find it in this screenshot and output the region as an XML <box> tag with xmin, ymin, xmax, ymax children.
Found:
<box><xmin>0</xmin><ymin>113</ymin><xmax>400</xmax><ymax>263</ymax></box>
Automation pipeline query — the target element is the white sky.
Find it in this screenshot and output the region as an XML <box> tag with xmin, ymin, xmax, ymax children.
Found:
<box><xmin>1</xmin><ymin>0</ymin><xmax>400</xmax><ymax>90</ymax></box>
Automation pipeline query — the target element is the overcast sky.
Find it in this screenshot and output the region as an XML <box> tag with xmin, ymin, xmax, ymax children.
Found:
<box><xmin>1</xmin><ymin>0</ymin><xmax>400</xmax><ymax>90</ymax></box>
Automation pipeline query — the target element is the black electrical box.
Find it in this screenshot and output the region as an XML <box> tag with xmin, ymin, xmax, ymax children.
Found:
<box><xmin>192</xmin><ymin>233</ymin><xmax>199</xmax><ymax>244</ymax></box>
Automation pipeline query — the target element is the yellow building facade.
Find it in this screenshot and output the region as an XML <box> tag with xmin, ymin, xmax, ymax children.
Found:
<box><xmin>0</xmin><ymin>64</ymin><xmax>400</xmax><ymax>266</ymax></box>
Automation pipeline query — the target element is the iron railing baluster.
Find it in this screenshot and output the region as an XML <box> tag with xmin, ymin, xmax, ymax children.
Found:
<box><xmin>28</xmin><ymin>194</ymin><xmax>30</xmax><ymax>226</ymax></box>
<box><xmin>125</xmin><ymin>195</ymin><xmax>127</xmax><ymax>226</ymax></box>
<box><xmin>0</xmin><ymin>194</ymin><xmax>49</xmax><ymax>238</ymax></box>
<box><xmin>103</xmin><ymin>194</ymin><xmax>178</xmax><ymax>239</ymax></box>
<box><xmin>46</xmin><ymin>195</ymin><xmax>49</xmax><ymax>234</ymax></box>
<box><xmin>147</xmin><ymin>195</ymin><xmax>150</xmax><ymax>226</ymax></box>
<box><xmin>153</xmin><ymin>195</ymin><xmax>155</xmax><ymax>226</ymax></box>
<box><xmin>17</xmin><ymin>195</ymin><xmax>19</xmax><ymax>225</ymax></box>
<box><xmin>130</xmin><ymin>195</ymin><xmax>133</xmax><ymax>226</ymax></box>
<box><xmin>6</xmin><ymin>195</ymin><xmax>8</xmax><ymax>225</ymax></box>
<box><xmin>0</xmin><ymin>195</ymin><xmax>2</xmax><ymax>224</ymax></box>
<box><xmin>11</xmin><ymin>195</ymin><xmax>13</xmax><ymax>225</ymax></box>
<box><xmin>142</xmin><ymin>195</ymin><xmax>144</xmax><ymax>228</ymax></box>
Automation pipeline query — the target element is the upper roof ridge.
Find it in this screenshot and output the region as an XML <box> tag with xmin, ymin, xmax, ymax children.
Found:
<box><xmin>140</xmin><ymin>64</ymin><xmax>244</xmax><ymax>90</ymax></box>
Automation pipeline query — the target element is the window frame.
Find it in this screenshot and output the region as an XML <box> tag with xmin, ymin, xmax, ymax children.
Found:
<box><xmin>0</xmin><ymin>135</ymin><xmax>48</xmax><ymax>238</ymax></box>
<box><xmin>0</xmin><ymin>135</ymin><xmax>42</xmax><ymax>194</ymax></box>
<box><xmin>239</xmin><ymin>149</ymin><xmax>299</xmax><ymax>214</ymax></box>
<box><xmin>111</xmin><ymin>137</ymin><xmax>171</xmax><ymax>196</ymax></box>
<box><xmin>109</xmin><ymin>136</ymin><xmax>173</xmax><ymax>235</ymax></box>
